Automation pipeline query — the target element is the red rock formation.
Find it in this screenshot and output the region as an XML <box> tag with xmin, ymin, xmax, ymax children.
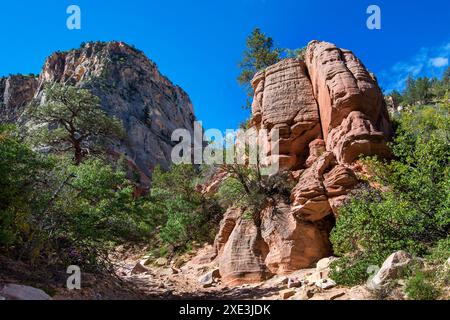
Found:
<box><xmin>207</xmin><ymin>40</ymin><xmax>392</xmax><ymax>286</ymax></box>
<box><xmin>218</xmin><ymin>208</ymin><xmax>271</xmax><ymax>286</ymax></box>
<box><xmin>305</xmin><ymin>41</ymin><xmax>392</xmax><ymax>143</ymax></box>
<box><xmin>260</xmin><ymin>199</ymin><xmax>331</xmax><ymax>274</ymax></box>
<box><xmin>251</xmin><ymin>58</ymin><xmax>322</xmax><ymax>170</ymax></box>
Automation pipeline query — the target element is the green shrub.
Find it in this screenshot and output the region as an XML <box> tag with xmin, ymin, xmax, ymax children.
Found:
<box><xmin>148</xmin><ymin>165</ymin><xmax>222</xmax><ymax>252</ymax></box>
<box><xmin>405</xmin><ymin>272</ymin><xmax>440</xmax><ymax>300</ymax></box>
<box><xmin>0</xmin><ymin>125</ymin><xmax>53</xmax><ymax>249</ymax></box>
<box><xmin>329</xmin><ymin>256</ymin><xmax>378</xmax><ymax>286</ymax></box>
<box><xmin>330</xmin><ymin>103</ymin><xmax>449</xmax><ymax>287</ymax></box>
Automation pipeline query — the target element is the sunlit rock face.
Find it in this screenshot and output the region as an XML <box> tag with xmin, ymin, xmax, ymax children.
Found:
<box><xmin>205</xmin><ymin>41</ymin><xmax>392</xmax><ymax>286</ymax></box>
<box><xmin>0</xmin><ymin>75</ymin><xmax>38</xmax><ymax>123</ymax></box>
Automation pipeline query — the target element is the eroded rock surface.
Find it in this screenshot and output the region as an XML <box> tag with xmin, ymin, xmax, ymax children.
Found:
<box><xmin>251</xmin><ymin>58</ymin><xmax>322</xmax><ymax>170</ymax></box>
<box><xmin>0</xmin><ymin>41</ymin><xmax>196</xmax><ymax>186</ymax></box>
<box><xmin>0</xmin><ymin>75</ymin><xmax>38</xmax><ymax>123</ymax></box>
<box><xmin>205</xmin><ymin>40</ymin><xmax>392</xmax><ymax>285</ymax></box>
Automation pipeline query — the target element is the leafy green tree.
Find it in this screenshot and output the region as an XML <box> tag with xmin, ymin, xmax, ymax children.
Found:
<box><xmin>237</xmin><ymin>28</ymin><xmax>281</xmax><ymax>106</ymax></box>
<box><xmin>403</xmin><ymin>75</ymin><xmax>417</xmax><ymax>105</ymax></box>
<box><xmin>29</xmin><ymin>83</ymin><xmax>124</xmax><ymax>165</ymax></box>
<box><xmin>443</xmin><ymin>65</ymin><xmax>450</xmax><ymax>85</ymax></box>
<box><xmin>0</xmin><ymin>125</ymin><xmax>52</xmax><ymax>248</ymax></box>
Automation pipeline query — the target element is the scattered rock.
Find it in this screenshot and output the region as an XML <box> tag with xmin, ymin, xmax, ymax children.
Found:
<box><xmin>131</xmin><ymin>262</ymin><xmax>149</xmax><ymax>274</ymax></box>
<box><xmin>316</xmin><ymin>256</ymin><xmax>338</xmax><ymax>271</ymax></box>
<box><xmin>309</xmin><ymin>289</ymin><xmax>346</xmax><ymax>300</ymax></box>
<box><xmin>315</xmin><ymin>278</ymin><xmax>336</xmax><ymax>290</ymax></box>
<box><xmin>0</xmin><ymin>284</ymin><xmax>51</xmax><ymax>300</ymax></box>
<box><xmin>348</xmin><ymin>285</ymin><xmax>373</xmax><ymax>300</ymax></box>
<box><xmin>287</xmin><ymin>277</ymin><xmax>302</xmax><ymax>289</ymax></box>
<box><xmin>198</xmin><ymin>268</ymin><xmax>221</xmax><ymax>288</ymax></box>
<box><xmin>155</xmin><ymin>257</ymin><xmax>168</xmax><ymax>267</ymax></box>
<box><xmin>159</xmin><ymin>268</ymin><xmax>174</xmax><ymax>276</ymax></box>
<box><xmin>171</xmin><ymin>267</ymin><xmax>180</xmax><ymax>274</ymax></box>
<box><xmin>329</xmin><ymin>291</ymin><xmax>346</xmax><ymax>300</ymax></box>
<box><xmin>291</xmin><ymin>288</ymin><xmax>314</xmax><ymax>300</ymax></box>
<box><xmin>367</xmin><ymin>251</ymin><xmax>413</xmax><ymax>290</ymax></box>
<box><xmin>279</xmin><ymin>289</ymin><xmax>296</xmax><ymax>299</ymax></box>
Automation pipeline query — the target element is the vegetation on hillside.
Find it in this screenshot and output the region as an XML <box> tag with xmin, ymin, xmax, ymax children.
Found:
<box><xmin>330</xmin><ymin>72</ymin><xmax>449</xmax><ymax>298</ymax></box>
<box><xmin>0</xmin><ymin>85</ymin><xmax>222</xmax><ymax>273</ymax></box>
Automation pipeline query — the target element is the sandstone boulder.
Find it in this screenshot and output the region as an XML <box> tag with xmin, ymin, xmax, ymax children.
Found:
<box><xmin>260</xmin><ymin>199</ymin><xmax>331</xmax><ymax>274</ymax></box>
<box><xmin>198</xmin><ymin>268</ymin><xmax>221</xmax><ymax>288</ymax></box>
<box><xmin>218</xmin><ymin>212</ymin><xmax>271</xmax><ymax>286</ymax></box>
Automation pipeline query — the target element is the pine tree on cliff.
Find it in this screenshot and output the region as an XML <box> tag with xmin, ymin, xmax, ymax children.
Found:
<box><xmin>238</xmin><ymin>28</ymin><xmax>281</xmax><ymax>107</ymax></box>
<box><xmin>29</xmin><ymin>83</ymin><xmax>124</xmax><ymax>165</ymax></box>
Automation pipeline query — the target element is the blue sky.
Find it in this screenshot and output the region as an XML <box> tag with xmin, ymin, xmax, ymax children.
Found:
<box><xmin>1</xmin><ymin>0</ymin><xmax>449</xmax><ymax>131</ymax></box>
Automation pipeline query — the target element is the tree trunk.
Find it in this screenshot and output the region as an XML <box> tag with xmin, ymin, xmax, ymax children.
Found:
<box><xmin>74</xmin><ymin>140</ymin><xmax>83</xmax><ymax>165</ymax></box>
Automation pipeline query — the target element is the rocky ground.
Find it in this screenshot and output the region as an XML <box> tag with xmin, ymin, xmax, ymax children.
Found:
<box><xmin>2</xmin><ymin>244</ymin><xmax>448</xmax><ymax>300</ymax></box>
<box><xmin>107</xmin><ymin>245</ymin><xmax>376</xmax><ymax>301</ymax></box>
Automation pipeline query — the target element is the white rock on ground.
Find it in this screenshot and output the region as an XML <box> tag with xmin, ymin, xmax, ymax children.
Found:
<box><xmin>0</xmin><ymin>284</ymin><xmax>51</xmax><ymax>300</ymax></box>
<box><xmin>315</xmin><ymin>278</ymin><xmax>336</xmax><ymax>289</ymax></box>
<box><xmin>367</xmin><ymin>250</ymin><xmax>413</xmax><ymax>290</ymax></box>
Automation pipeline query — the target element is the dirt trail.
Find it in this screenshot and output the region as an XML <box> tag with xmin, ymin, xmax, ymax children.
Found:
<box><xmin>0</xmin><ymin>247</ymin><xmax>375</xmax><ymax>300</ymax></box>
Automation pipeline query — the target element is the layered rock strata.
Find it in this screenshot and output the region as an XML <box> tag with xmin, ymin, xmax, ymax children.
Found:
<box><xmin>204</xmin><ymin>41</ymin><xmax>392</xmax><ymax>285</ymax></box>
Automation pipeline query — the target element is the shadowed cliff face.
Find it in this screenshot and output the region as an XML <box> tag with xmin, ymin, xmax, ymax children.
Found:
<box><xmin>0</xmin><ymin>75</ymin><xmax>39</xmax><ymax>123</ymax></box>
<box><xmin>0</xmin><ymin>41</ymin><xmax>196</xmax><ymax>185</ymax></box>
<box><xmin>199</xmin><ymin>40</ymin><xmax>393</xmax><ymax>286</ymax></box>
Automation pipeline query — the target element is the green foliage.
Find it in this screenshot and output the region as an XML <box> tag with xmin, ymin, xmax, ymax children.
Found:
<box><xmin>50</xmin><ymin>158</ymin><xmax>149</xmax><ymax>242</ymax></box>
<box><xmin>428</xmin><ymin>236</ymin><xmax>450</xmax><ymax>264</ymax></box>
<box><xmin>237</xmin><ymin>28</ymin><xmax>281</xmax><ymax>107</ymax></box>
<box><xmin>330</xmin><ymin>102</ymin><xmax>450</xmax><ymax>286</ymax></box>
<box><xmin>28</xmin><ymin>83</ymin><xmax>124</xmax><ymax>164</ymax></box>
<box><xmin>405</xmin><ymin>271</ymin><xmax>440</xmax><ymax>300</ymax></box>
<box><xmin>283</xmin><ymin>47</ymin><xmax>306</xmax><ymax>59</ymax></box>
<box><xmin>329</xmin><ymin>256</ymin><xmax>378</xmax><ymax>286</ymax></box>
<box><xmin>0</xmin><ymin>125</ymin><xmax>52</xmax><ymax>247</ymax></box>
<box><xmin>0</xmin><ymin>128</ymin><xmax>150</xmax><ymax>269</ymax></box>
<box><xmin>148</xmin><ymin>165</ymin><xmax>222</xmax><ymax>252</ymax></box>
<box><xmin>217</xmin><ymin>161</ymin><xmax>295</xmax><ymax>224</ymax></box>
<box><xmin>400</xmin><ymin>69</ymin><xmax>450</xmax><ymax>105</ymax></box>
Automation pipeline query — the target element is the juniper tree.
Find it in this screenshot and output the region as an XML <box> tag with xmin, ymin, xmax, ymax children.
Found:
<box><xmin>29</xmin><ymin>83</ymin><xmax>124</xmax><ymax>165</ymax></box>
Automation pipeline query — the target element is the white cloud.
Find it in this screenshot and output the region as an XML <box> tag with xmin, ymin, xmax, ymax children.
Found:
<box><xmin>429</xmin><ymin>57</ymin><xmax>448</xmax><ymax>68</ymax></box>
<box><xmin>379</xmin><ymin>41</ymin><xmax>450</xmax><ymax>93</ymax></box>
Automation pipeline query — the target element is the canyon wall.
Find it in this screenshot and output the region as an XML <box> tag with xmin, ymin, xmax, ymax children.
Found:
<box><xmin>0</xmin><ymin>41</ymin><xmax>196</xmax><ymax>186</ymax></box>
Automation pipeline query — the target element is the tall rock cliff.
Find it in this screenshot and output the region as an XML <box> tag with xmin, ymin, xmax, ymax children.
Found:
<box><xmin>201</xmin><ymin>41</ymin><xmax>393</xmax><ymax>286</ymax></box>
<box><xmin>0</xmin><ymin>41</ymin><xmax>196</xmax><ymax>185</ymax></box>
